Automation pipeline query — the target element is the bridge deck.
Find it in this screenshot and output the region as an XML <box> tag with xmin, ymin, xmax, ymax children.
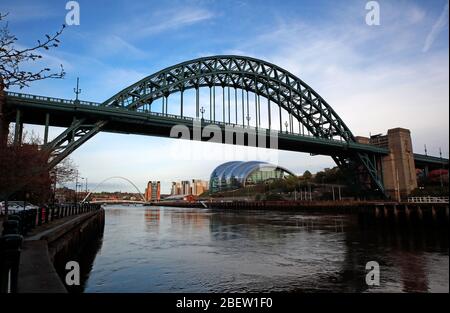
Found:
<box><xmin>6</xmin><ymin>92</ymin><xmax>390</xmax><ymax>157</ymax></box>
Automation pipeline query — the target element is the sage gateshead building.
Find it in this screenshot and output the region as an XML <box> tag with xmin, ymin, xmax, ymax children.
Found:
<box><xmin>209</xmin><ymin>161</ymin><xmax>295</xmax><ymax>193</ymax></box>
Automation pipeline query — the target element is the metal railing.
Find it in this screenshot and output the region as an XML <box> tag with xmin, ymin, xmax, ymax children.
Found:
<box><xmin>0</xmin><ymin>203</ymin><xmax>101</xmax><ymax>293</ymax></box>
<box><xmin>407</xmin><ymin>196</ymin><xmax>449</xmax><ymax>204</ymax></box>
<box><xmin>6</xmin><ymin>91</ymin><xmax>100</xmax><ymax>107</ymax></box>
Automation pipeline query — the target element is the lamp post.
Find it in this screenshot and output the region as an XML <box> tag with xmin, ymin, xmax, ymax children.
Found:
<box><xmin>246</xmin><ymin>115</ymin><xmax>251</xmax><ymax>127</ymax></box>
<box><xmin>439</xmin><ymin>147</ymin><xmax>444</xmax><ymax>188</ymax></box>
<box><xmin>200</xmin><ymin>106</ymin><xmax>205</xmax><ymax>120</ymax></box>
<box><xmin>74</xmin><ymin>171</ymin><xmax>84</xmax><ymax>204</ymax></box>
<box><xmin>284</xmin><ymin>121</ymin><xmax>289</xmax><ymax>133</ymax></box>
<box><xmin>79</xmin><ymin>177</ymin><xmax>86</xmax><ymax>202</ymax></box>
<box><xmin>74</xmin><ymin>77</ymin><xmax>81</xmax><ymax>104</ymax></box>
<box><xmin>74</xmin><ymin>172</ymin><xmax>78</xmax><ymax>204</ymax></box>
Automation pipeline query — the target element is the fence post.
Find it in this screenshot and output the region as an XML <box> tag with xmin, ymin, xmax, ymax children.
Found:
<box><xmin>0</xmin><ymin>234</ymin><xmax>23</xmax><ymax>293</ymax></box>
<box><xmin>38</xmin><ymin>207</ymin><xmax>43</xmax><ymax>226</ymax></box>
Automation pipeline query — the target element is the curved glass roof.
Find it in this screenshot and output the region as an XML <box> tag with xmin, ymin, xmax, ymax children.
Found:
<box><xmin>209</xmin><ymin>161</ymin><xmax>295</xmax><ymax>192</ymax></box>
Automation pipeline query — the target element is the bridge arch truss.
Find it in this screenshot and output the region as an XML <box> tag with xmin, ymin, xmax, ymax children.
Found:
<box><xmin>101</xmin><ymin>55</ymin><xmax>384</xmax><ymax>195</ymax></box>
<box><xmin>5</xmin><ymin>55</ymin><xmax>387</xmax><ymax>196</ymax></box>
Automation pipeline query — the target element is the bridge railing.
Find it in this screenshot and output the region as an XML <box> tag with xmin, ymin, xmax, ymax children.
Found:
<box><xmin>0</xmin><ymin>202</ymin><xmax>101</xmax><ymax>293</ymax></box>
<box><xmin>407</xmin><ymin>196</ymin><xmax>449</xmax><ymax>204</ymax></box>
<box><xmin>6</xmin><ymin>91</ymin><xmax>101</xmax><ymax>107</ymax></box>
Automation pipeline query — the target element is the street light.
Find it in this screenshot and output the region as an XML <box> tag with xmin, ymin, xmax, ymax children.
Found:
<box><xmin>200</xmin><ymin>106</ymin><xmax>205</xmax><ymax>120</ymax></box>
<box><xmin>439</xmin><ymin>147</ymin><xmax>444</xmax><ymax>188</ymax></box>
<box><xmin>79</xmin><ymin>177</ymin><xmax>86</xmax><ymax>201</ymax></box>
<box><xmin>75</xmin><ymin>171</ymin><xmax>78</xmax><ymax>204</ymax></box>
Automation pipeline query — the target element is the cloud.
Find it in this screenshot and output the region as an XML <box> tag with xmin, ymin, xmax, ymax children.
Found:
<box><xmin>93</xmin><ymin>35</ymin><xmax>149</xmax><ymax>59</ymax></box>
<box><xmin>423</xmin><ymin>2</ymin><xmax>449</xmax><ymax>52</ymax></box>
<box><xmin>224</xmin><ymin>2</ymin><xmax>449</xmax><ymax>156</ymax></box>
<box><xmin>120</xmin><ymin>7</ymin><xmax>214</xmax><ymax>38</ymax></box>
<box><xmin>0</xmin><ymin>2</ymin><xmax>60</xmax><ymax>22</ymax></box>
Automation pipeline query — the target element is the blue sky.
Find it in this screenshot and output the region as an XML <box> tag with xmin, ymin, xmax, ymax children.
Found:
<box><xmin>2</xmin><ymin>0</ymin><xmax>449</xmax><ymax>193</ymax></box>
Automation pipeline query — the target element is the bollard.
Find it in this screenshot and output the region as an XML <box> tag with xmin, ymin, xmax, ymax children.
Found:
<box><xmin>0</xmin><ymin>234</ymin><xmax>24</xmax><ymax>293</ymax></box>
<box><xmin>44</xmin><ymin>206</ymin><xmax>49</xmax><ymax>224</ymax></box>
<box><xmin>51</xmin><ymin>205</ymin><xmax>56</xmax><ymax>221</ymax></box>
<box><xmin>2</xmin><ymin>220</ymin><xmax>20</xmax><ymax>236</ymax></box>
<box><xmin>7</xmin><ymin>215</ymin><xmax>22</xmax><ymax>234</ymax></box>
<box><xmin>38</xmin><ymin>207</ymin><xmax>43</xmax><ymax>226</ymax></box>
<box><xmin>22</xmin><ymin>211</ymin><xmax>29</xmax><ymax>234</ymax></box>
<box><xmin>32</xmin><ymin>209</ymin><xmax>37</xmax><ymax>228</ymax></box>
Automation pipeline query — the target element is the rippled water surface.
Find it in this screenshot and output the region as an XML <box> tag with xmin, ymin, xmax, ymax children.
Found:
<box><xmin>82</xmin><ymin>205</ymin><xmax>448</xmax><ymax>292</ymax></box>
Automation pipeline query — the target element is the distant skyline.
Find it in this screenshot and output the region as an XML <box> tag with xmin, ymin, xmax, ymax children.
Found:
<box><xmin>2</xmin><ymin>0</ymin><xmax>449</xmax><ymax>193</ymax></box>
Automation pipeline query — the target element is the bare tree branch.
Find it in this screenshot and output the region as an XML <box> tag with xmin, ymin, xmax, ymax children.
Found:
<box><xmin>0</xmin><ymin>12</ymin><xmax>66</xmax><ymax>89</ymax></box>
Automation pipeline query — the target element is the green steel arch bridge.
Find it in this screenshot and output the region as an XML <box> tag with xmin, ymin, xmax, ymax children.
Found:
<box><xmin>3</xmin><ymin>55</ymin><xmax>448</xmax><ymax>197</ymax></box>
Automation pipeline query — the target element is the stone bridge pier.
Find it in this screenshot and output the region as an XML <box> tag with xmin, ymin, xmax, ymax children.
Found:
<box><xmin>357</xmin><ymin>128</ymin><xmax>418</xmax><ymax>200</ymax></box>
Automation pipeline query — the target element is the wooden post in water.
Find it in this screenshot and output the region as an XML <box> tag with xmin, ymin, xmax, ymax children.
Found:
<box><xmin>417</xmin><ymin>206</ymin><xmax>423</xmax><ymax>220</ymax></box>
<box><xmin>394</xmin><ymin>205</ymin><xmax>398</xmax><ymax>223</ymax></box>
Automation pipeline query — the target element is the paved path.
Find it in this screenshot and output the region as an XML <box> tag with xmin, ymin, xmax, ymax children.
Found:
<box><xmin>26</xmin><ymin>214</ymin><xmax>89</xmax><ymax>241</ymax></box>
<box><xmin>18</xmin><ymin>212</ymin><xmax>99</xmax><ymax>293</ymax></box>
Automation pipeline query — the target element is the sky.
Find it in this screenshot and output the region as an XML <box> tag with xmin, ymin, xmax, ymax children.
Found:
<box><xmin>1</xmin><ymin>0</ymin><xmax>449</xmax><ymax>194</ymax></box>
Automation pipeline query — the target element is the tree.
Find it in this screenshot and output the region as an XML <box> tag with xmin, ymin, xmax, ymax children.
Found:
<box><xmin>0</xmin><ymin>12</ymin><xmax>67</xmax><ymax>211</ymax></box>
<box><xmin>52</xmin><ymin>157</ymin><xmax>78</xmax><ymax>186</ymax></box>
<box><xmin>0</xmin><ymin>129</ymin><xmax>51</xmax><ymax>205</ymax></box>
<box><xmin>0</xmin><ymin>12</ymin><xmax>65</xmax><ymax>89</ymax></box>
<box><xmin>302</xmin><ymin>170</ymin><xmax>312</xmax><ymax>180</ymax></box>
<box><xmin>0</xmin><ymin>12</ymin><xmax>65</xmax><ymax>145</ymax></box>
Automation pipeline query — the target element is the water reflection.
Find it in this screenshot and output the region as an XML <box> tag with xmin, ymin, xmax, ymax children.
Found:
<box><xmin>82</xmin><ymin>205</ymin><xmax>448</xmax><ymax>293</ymax></box>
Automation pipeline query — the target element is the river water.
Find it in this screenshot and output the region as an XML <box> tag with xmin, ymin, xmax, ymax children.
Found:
<box><xmin>81</xmin><ymin>205</ymin><xmax>448</xmax><ymax>293</ymax></box>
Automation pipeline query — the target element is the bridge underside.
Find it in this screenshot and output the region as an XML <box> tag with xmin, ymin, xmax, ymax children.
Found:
<box><xmin>6</xmin><ymin>98</ymin><xmax>388</xmax><ymax>157</ymax></box>
<box><xmin>5</xmin><ymin>96</ymin><xmax>391</xmax><ymax>197</ymax></box>
<box><xmin>414</xmin><ymin>154</ymin><xmax>448</xmax><ymax>171</ymax></box>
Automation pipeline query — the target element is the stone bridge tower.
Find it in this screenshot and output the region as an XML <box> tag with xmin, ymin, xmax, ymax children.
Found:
<box><xmin>357</xmin><ymin>128</ymin><xmax>418</xmax><ymax>200</ymax></box>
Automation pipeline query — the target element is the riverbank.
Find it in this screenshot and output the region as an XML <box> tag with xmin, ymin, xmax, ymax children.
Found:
<box><xmin>147</xmin><ymin>200</ymin><xmax>449</xmax><ymax>227</ymax></box>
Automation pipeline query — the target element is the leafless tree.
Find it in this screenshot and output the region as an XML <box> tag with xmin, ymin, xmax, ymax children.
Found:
<box><xmin>0</xmin><ymin>12</ymin><xmax>71</xmax><ymax>210</ymax></box>
<box><xmin>0</xmin><ymin>12</ymin><xmax>66</xmax><ymax>89</ymax></box>
<box><xmin>1</xmin><ymin>126</ymin><xmax>78</xmax><ymax>205</ymax></box>
<box><xmin>52</xmin><ymin>157</ymin><xmax>78</xmax><ymax>186</ymax></box>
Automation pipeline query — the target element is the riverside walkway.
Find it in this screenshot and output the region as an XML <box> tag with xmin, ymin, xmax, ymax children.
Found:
<box><xmin>1</xmin><ymin>204</ymin><xmax>103</xmax><ymax>293</ymax></box>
